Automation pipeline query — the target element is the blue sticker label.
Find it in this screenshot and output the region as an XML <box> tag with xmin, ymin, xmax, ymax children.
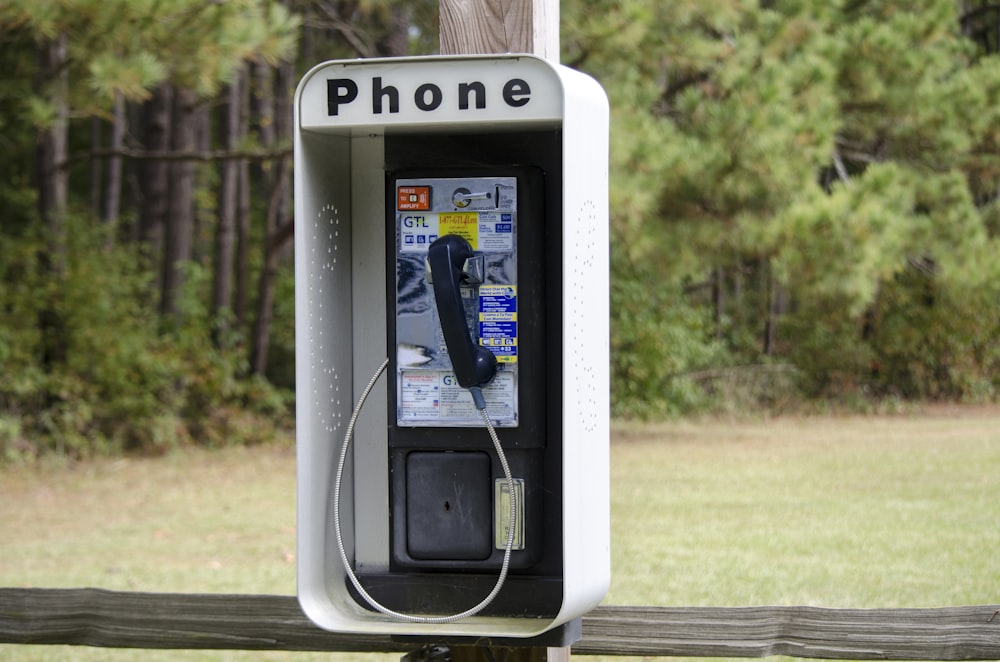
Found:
<box><xmin>479</xmin><ymin>285</ymin><xmax>517</xmax><ymax>363</ymax></box>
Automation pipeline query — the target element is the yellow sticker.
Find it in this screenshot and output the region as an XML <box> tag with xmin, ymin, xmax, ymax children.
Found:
<box><xmin>479</xmin><ymin>311</ymin><xmax>518</xmax><ymax>322</ymax></box>
<box><xmin>438</xmin><ymin>212</ymin><xmax>478</xmax><ymax>249</ymax></box>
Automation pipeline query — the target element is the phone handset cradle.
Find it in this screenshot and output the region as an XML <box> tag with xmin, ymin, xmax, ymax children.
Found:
<box><xmin>426</xmin><ymin>234</ymin><xmax>497</xmax><ymax>409</ymax></box>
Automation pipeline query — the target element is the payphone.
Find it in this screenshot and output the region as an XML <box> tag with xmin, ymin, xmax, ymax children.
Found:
<box><xmin>294</xmin><ymin>55</ymin><xmax>609</xmax><ymax>639</ymax></box>
<box><xmin>388</xmin><ymin>173</ymin><xmax>536</xmax><ymax>562</ymax></box>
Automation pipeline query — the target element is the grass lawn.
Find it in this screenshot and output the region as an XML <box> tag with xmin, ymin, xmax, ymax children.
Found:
<box><xmin>1</xmin><ymin>409</ymin><xmax>999</xmax><ymax>661</ymax></box>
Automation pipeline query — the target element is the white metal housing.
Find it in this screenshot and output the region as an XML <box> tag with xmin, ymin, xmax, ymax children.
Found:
<box><xmin>294</xmin><ymin>54</ymin><xmax>609</xmax><ymax>638</ymax></box>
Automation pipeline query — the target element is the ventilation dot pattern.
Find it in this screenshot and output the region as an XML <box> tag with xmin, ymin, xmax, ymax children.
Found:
<box><xmin>310</xmin><ymin>203</ymin><xmax>345</xmax><ymax>443</ymax></box>
<box><xmin>570</xmin><ymin>199</ymin><xmax>601</xmax><ymax>436</ymax></box>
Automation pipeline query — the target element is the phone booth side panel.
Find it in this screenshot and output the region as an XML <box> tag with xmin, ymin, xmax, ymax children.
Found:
<box><xmin>557</xmin><ymin>67</ymin><xmax>612</xmax><ymax>626</ymax></box>
<box><xmin>293</xmin><ymin>124</ymin><xmax>359</xmax><ymax>626</ymax></box>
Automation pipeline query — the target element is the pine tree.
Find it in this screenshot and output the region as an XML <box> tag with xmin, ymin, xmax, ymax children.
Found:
<box><xmin>565</xmin><ymin>0</ymin><xmax>1000</xmax><ymax>410</ymax></box>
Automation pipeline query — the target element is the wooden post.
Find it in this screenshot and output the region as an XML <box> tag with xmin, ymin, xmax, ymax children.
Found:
<box><xmin>439</xmin><ymin>0</ymin><xmax>559</xmax><ymax>60</ymax></box>
<box><xmin>435</xmin><ymin>1</ymin><xmax>566</xmax><ymax>659</ymax></box>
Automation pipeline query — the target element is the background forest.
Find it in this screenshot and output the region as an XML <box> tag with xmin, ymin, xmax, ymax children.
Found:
<box><xmin>1</xmin><ymin>0</ymin><xmax>999</xmax><ymax>458</ymax></box>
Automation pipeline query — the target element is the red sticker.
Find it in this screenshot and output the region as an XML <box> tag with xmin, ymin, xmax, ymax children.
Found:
<box><xmin>397</xmin><ymin>186</ymin><xmax>430</xmax><ymax>211</ymax></box>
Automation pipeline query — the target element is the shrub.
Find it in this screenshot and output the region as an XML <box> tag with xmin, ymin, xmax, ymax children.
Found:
<box><xmin>611</xmin><ymin>253</ymin><xmax>728</xmax><ymax>418</ymax></box>
<box><xmin>0</xmin><ymin>215</ymin><xmax>292</xmax><ymax>460</ymax></box>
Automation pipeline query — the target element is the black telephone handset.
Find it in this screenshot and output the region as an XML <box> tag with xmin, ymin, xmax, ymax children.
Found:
<box><xmin>426</xmin><ymin>234</ymin><xmax>497</xmax><ymax>405</ymax></box>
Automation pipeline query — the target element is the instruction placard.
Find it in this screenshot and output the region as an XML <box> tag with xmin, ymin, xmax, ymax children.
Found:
<box><xmin>399</xmin><ymin>370</ymin><xmax>516</xmax><ymax>424</ymax></box>
<box><xmin>479</xmin><ymin>285</ymin><xmax>517</xmax><ymax>363</ymax></box>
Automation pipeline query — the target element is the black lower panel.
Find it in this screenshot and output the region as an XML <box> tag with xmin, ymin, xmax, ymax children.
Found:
<box><xmin>350</xmin><ymin>572</ymin><xmax>563</xmax><ymax>618</ymax></box>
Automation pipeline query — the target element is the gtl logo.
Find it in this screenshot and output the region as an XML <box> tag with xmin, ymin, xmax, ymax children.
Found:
<box><xmin>402</xmin><ymin>216</ymin><xmax>430</xmax><ymax>228</ymax></box>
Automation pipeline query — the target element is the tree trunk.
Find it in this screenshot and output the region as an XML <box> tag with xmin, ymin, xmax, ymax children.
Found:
<box><xmin>235</xmin><ymin>72</ymin><xmax>252</xmax><ymax>327</ymax></box>
<box><xmin>138</xmin><ymin>84</ymin><xmax>172</xmax><ymax>251</ymax></box>
<box><xmin>379</xmin><ymin>4</ymin><xmax>412</xmax><ymax>56</ymax></box>
<box><xmin>250</xmin><ymin>58</ymin><xmax>294</xmax><ymax>376</ymax></box>
<box><xmin>712</xmin><ymin>266</ymin><xmax>725</xmax><ymax>341</ymax></box>
<box><xmin>36</xmin><ymin>33</ymin><xmax>69</xmax><ymax>368</ymax></box>
<box><xmin>235</xmin><ymin>159</ymin><xmax>251</xmax><ymax>328</ymax></box>
<box><xmin>301</xmin><ymin>2</ymin><xmax>315</xmax><ymax>65</ymax></box>
<box><xmin>160</xmin><ymin>87</ymin><xmax>198</xmax><ymax>320</ymax></box>
<box><xmin>90</xmin><ymin>117</ymin><xmax>102</xmax><ymax>217</ymax></box>
<box><xmin>763</xmin><ymin>260</ymin><xmax>785</xmax><ymax>357</ymax></box>
<box><xmin>249</xmin><ymin>174</ymin><xmax>290</xmax><ymax>375</ymax></box>
<box><xmin>103</xmin><ymin>91</ymin><xmax>125</xmax><ymax>245</ymax></box>
<box><xmin>212</xmin><ymin>69</ymin><xmax>245</xmax><ymax>348</ymax></box>
<box><xmin>191</xmin><ymin>99</ymin><xmax>211</xmax><ymax>265</ymax></box>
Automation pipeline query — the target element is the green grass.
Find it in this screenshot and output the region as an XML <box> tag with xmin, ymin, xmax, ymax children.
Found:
<box><xmin>609</xmin><ymin>413</ymin><xmax>1000</xmax><ymax>609</ymax></box>
<box><xmin>2</xmin><ymin>410</ymin><xmax>999</xmax><ymax>661</ymax></box>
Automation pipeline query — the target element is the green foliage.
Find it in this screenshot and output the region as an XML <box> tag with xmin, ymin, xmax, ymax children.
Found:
<box><xmin>3</xmin><ymin>0</ymin><xmax>999</xmax><ymax>446</ymax></box>
<box><xmin>3</xmin><ymin>0</ymin><xmax>300</xmax><ymax>107</ymax></box>
<box><xmin>0</xmin><ymin>217</ymin><xmax>292</xmax><ymax>460</ymax></box>
<box><xmin>868</xmin><ymin>272</ymin><xmax>1000</xmax><ymax>401</ymax></box>
<box><xmin>265</xmin><ymin>266</ymin><xmax>297</xmax><ymax>390</ymax></box>
<box><xmin>0</xmin><ymin>0</ymin><xmax>302</xmax><ymax>460</ymax></box>
<box><xmin>779</xmin><ymin>296</ymin><xmax>877</xmax><ymax>398</ymax></box>
<box><xmin>566</xmin><ymin>0</ymin><xmax>1000</xmax><ymax>414</ymax></box>
<box><xmin>88</xmin><ymin>51</ymin><xmax>166</xmax><ymax>102</ymax></box>
<box><xmin>610</xmin><ymin>245</ymin><xmax>728</xmax><ymax>418</ymax></box>
<box><xmin>764</xmin><ymin>164</ymin><xmax>921</xmax><ymax>316</ymax></box>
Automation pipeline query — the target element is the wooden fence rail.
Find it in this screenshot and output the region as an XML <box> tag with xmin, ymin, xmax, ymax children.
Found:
<box><xmin>1</xmin><ymin>589</ymin><xmax>999</xmax><ymax>659</ymax></box>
